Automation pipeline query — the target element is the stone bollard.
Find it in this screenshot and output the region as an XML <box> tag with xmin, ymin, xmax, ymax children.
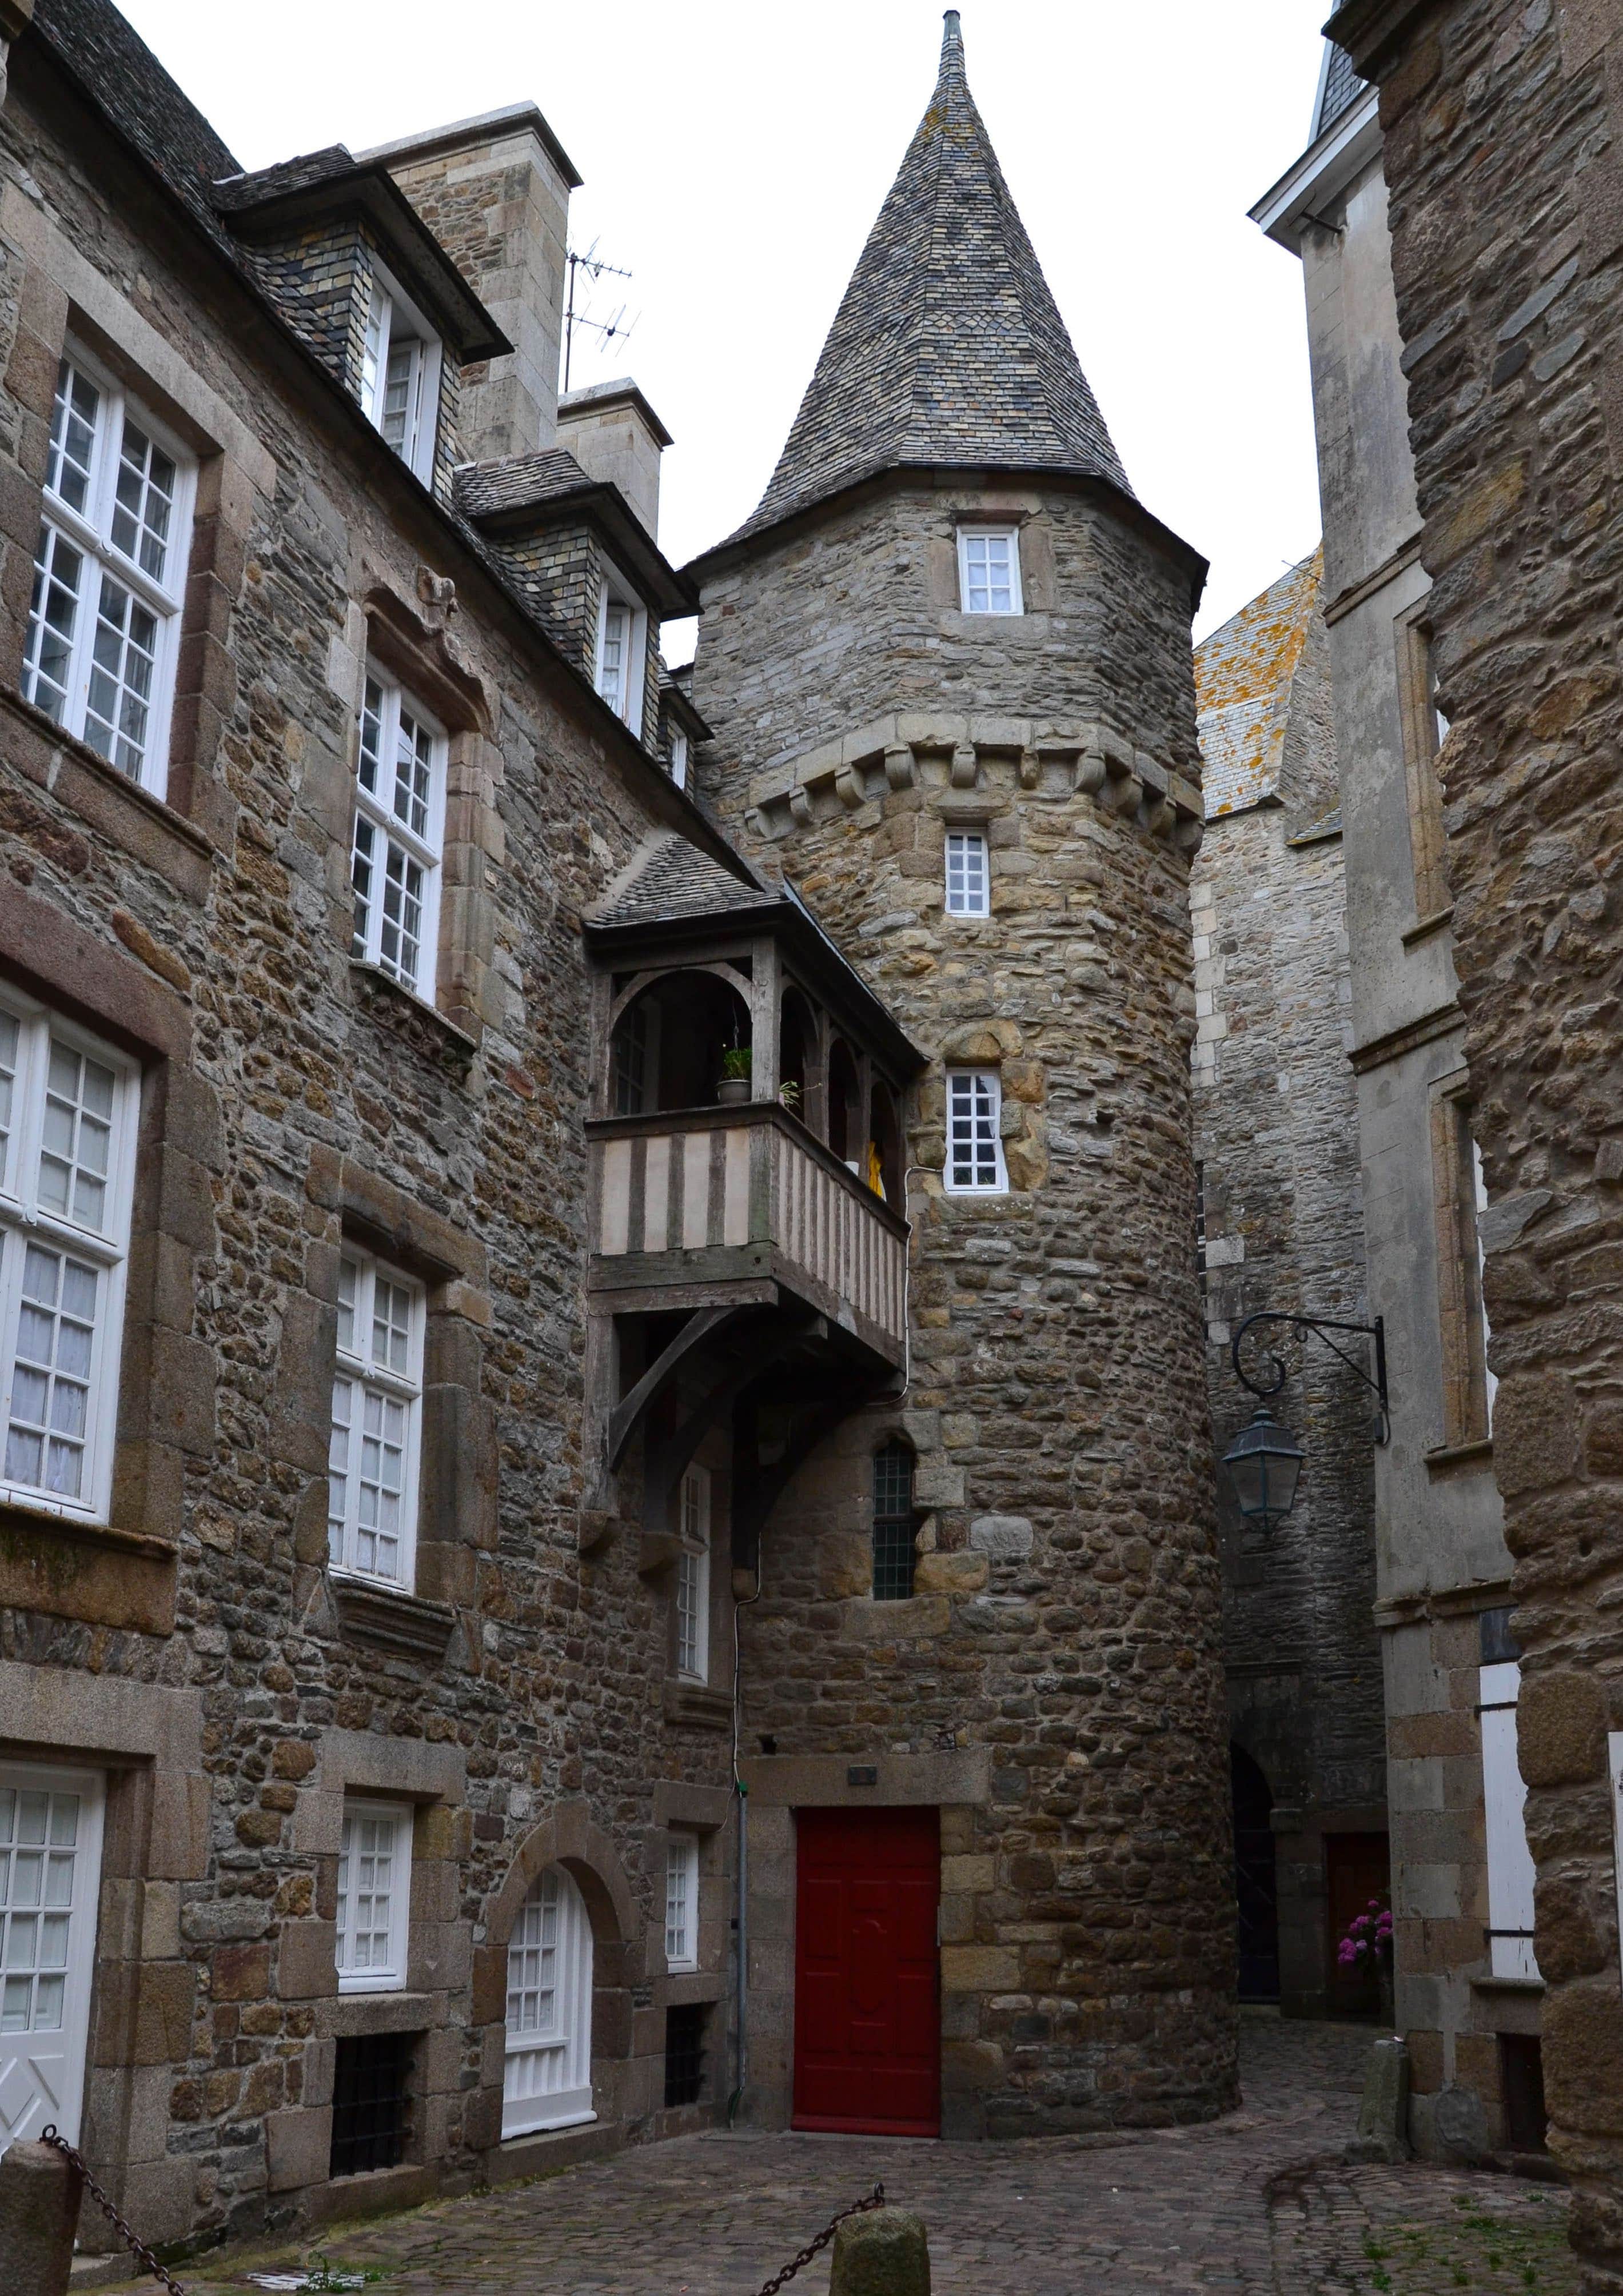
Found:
<box><xmin>830</xmin><ymin>2206</ymin><xmax>931</xmax><ymax>2296</ymax></box>
<box><xmin>0</xmin><ymin>2138</ymin><xmax>83</xmax><ymax>2295</ymax></box>
<box><xmin>1348</xmin><ymin>2034</ymin><xmax>1411</xmax><ymax>2163</ymax></box>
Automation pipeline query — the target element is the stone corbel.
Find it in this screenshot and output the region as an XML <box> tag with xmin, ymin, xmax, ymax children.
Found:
<box><xmin>884</xmin><ymin>744</ymin><xmax>915</xmax><ymax>791</ymax></box>
<box><xmin>788</xmin><ymin>785</ymin><xmax>814</xmax><ymax>828</ymax></box>
<box><xmin>1018</xmin><ymin>750</ymin><xmax>1040</xmax><ymax>790</ymax></box>
<box><xmin>1175</xmin><ymin>812</ymin><xmax>1206</xmax><ymax>856</ymax></box>
<box><xmin>1145</xmin><ymin>793</ymin><xmax>1178</xmax><ymax>840</ymax></box>
<box><xmin>834</xmin><ymin>764</ymin><xmax>867</xmax><ymax>810</ymax></box>
<box><xmin>1102</xmin><ymin>755</ymin><xmax>1143</xmax><ymax>815</ymax></box>
<box><xmin>949</xmin><ymin>745</ymin><xmax>978</xmax><ymax>790</ymax></box>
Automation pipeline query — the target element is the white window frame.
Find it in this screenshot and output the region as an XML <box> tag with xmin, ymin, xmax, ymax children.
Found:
<box><xmin>665</xmin><ymin>1834</ymin><xmax>699</xmax><ymax>1972</ymax></box>
<box><xmin>675</xmin><ymin>1463</ymin><xmax>711</xmax><ymax>1684</ymax></box>
<box><xmin>669</xmin><ymin>727</ymin><xmax>689</xmax><ymax>790</ymax></box>
<box><xmin>335</xmin><ymin>1797</ymin><xmax>413</xmax><ymax>1994</ymax></box>
<box><xmin>350</xmin><ymin>666</ymin><xmax>448</xmax><ymax>1002</ymax></box>
<box><xmin>595</xmin><ymin>568</ymin><xmax>648</xmax><ymax>731</ymax></box>
<box><xmin>503</xmin><ymin>1863</ymin><xmax>596</xmax><ymax>2136</ymax></box>
<box><xmin>944</xmin><ymin>829</ymin><xmax>990</xmax><ymax>917</ymax></box>
<box><xmin>22</xmin><ymin>346</ymin><xmax>195</xmax><ymax>800</ymax></box>
<box><xmin>956</xmin><ymin>525</ymin><xmax>1023</xmax><ymax>616</ymax></box>
<box><xmin>1480</xmin><ymin>1660</ymin><xmax>1539</xmax><ymax>1983</ymax></box>
<box><xmin>0</xmin><ymin>1759</ymin><xmax>106</xmax><ymax>2151</ymax></box>
<box><xmin>0</xmin><ymin>988</ymin><xmax>138</xmax><ymax>1525</ymax></box>
<box><xmin>361</xmin><ymin>261</ymin><xmax>444</xmax><ymax>484</ymax></box>
<box><xmin>327</xmin><ymin>1245</ymin><xmax>425</xmax><ymax>1591</ymax></box>
<box><xmin>944</xmin><ymin>1067</ymin><xmax>1008</xmax><ymax>1196</ymax></box>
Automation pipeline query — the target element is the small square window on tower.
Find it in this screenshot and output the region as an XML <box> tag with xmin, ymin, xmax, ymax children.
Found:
<box><xmin>957</xmin><ymin>526</ymin><xmax>1022</xmax><ymax>615</ymax></box>
<box><xmin>944</xmin><ymin>830</ymin><xmax>990</xmax><ymax>916</ymax></box>
<box><xmin>944</xmin><ymin>1068</ymin><xmax>1007</xmax><ymax>1193</ymax></box>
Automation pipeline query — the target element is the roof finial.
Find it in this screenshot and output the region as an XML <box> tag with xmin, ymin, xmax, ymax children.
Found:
<box><xmin>940</xmin><ymin>9</ymin><xmax>964</xmax><ymax>82</ymax></box>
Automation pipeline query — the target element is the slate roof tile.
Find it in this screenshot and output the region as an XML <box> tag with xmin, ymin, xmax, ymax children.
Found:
<box><xmin>589</xmin><ymin>834</ymin><xmax>768</xmax><ymax>931</ymax></box>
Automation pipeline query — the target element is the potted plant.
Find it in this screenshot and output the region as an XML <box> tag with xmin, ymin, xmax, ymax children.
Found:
<box><xmin>1337</xmin><ymin>1896</ymin><xmax>1395</xmax><ymax>2028</ymax></box>
<box><xmin>718</xmin><ymin>1046</ymin><xmax>752</xmax><ymax>1105</ymax></box>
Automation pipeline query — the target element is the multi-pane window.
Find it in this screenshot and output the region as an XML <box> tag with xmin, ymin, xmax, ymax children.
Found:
<box><xmin>669</xmin><ymin>729</ymin><xmax>689</xmax><ymax>790</ymax></box>
<box><xmin>336</xmin><ymin>1799</ymin><xmax>412</xmax><ymax>1992</ymax></box>
<box><xmin>945</xmin><ymin>830</ymin><xmax>990</xmax><ymax>917</ymax></box>
<box><xmin>327</xmin><ymin>1247</ymin><xmax>424</xmax><ymax>1589</ymax></box>
<box><xmin>957</xmin><ymin>526</ymin><xmax>1022</xmax><ymax>615</ymax></box>
<box><xmin>665</xmin><ymin>1834</ymin><xmax>699</xmax><ymax>1971</ymax></box>
<box><xmin>676</xmin><ymin>1464</ymin><xmax>711</xmax><ymax>1682</ymax></box>
<box><xmin>504</xmin><ymin>1863</ymin><xmax>595</xmax><ymax>2135</ymax></box>
<box><xmin>872</xmin><ymin>1440</ymin><xmax>916</xmax><ymax>1601</ymax></box>
<box><xmin>350</xmin><ymin>670</ymin><xmax>446</xmax><ymax>999</ymax></box>
<box><xmin>0</xmin><ymin>992</ymin><xmax>137</xmax><ymax>1522</ymax></box>
<box><xmin>361</xmin><ymin>270</ymin><xmax>441</xmax><ymax>482</ymax></box>
<box><xmin>595</xmin><ymin>578</ymin><xmax>645</xmax><ymax>728</ymax></box>
<box><xmin>22</xmin><ymin>352</ymin><xmax>193</xmax><ymax>796</ymax></box>
<box><xmin>945</xmin><ymin>1068</ymin><xmax>1006</xmax><ymax>1194</ymax></box>
<box><xmin>0</xmin><ymin>1762</ymin><xmax>103</xmax><ymax>2146</ymax></box>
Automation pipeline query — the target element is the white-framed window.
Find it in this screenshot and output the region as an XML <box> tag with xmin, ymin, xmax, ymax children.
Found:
<box><xmin>944</xmin><ymin>830</ymin><xmax>990</xmax><ymax>917</ymax></box>
<box><xmin>665</xmin><ymin>1834</ymin><xmax>699</xmax><ymax>1972</ymax></box>
<box><xmin>335</xmin><ymin>1798</ymin><xmax>413</xmax><ymax>1993</ymax></box>
<box><xmin>361</xmin><ymin>263</ymin><xmax>443</xmax><ymax>484</ymax></box>
<box><xmin>944</xmin><ymin>1068</ymin><xmax>1007</xmax><ymax>1195</ymax></box>
<box><xmin>0</xmin><ymin>990</ymin><xmax>138</xmax><ymax>1524</ymax></box>
<box><xmin>595</xmin><ymin>572</ymin><xmax>647</xmax><ymax>729</ymax></box>
<box><xmin>350</xmin><ymin>668</ymin><xmax>447</xmax><ymax>1000</ymax></box>
<box><xmin>504</xmin><ymin>1863</ymin><xmax>595</xmax><ymax>2135</ymax></box>
<box><xmin>327</xmin><ymin>1248</ymin><xmax>424</xmax><ymax>1590</ymax></box>
<box><xmin>675</xmin><ymin>1463</ymin><xmax>711</xmax><ymax>1683</ymax></box>
<box><xmin>669</xmin><ymin>728</ymin><xmax>689</xmax><ymax>790</ymax></box>
<box><xmin>0</xmin><ymin>1760</ymin><xmax>106</xmax><ymax>2150</ymax></box>
<box><xmin>22</xmin><ymin>350</ymin><xmax>195</xmax><ymax>798</ymax></box>
<box><xmin>956</xmin><ymin>526</ymin><xmax>1022</xmax><ymax>616</ymax></box>
<box><xmin>1480</xmin><ymin>1660</ymin><xmax>1539</xmax><ymax>1983</ymax></box>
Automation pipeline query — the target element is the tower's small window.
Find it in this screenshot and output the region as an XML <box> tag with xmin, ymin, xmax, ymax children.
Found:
<box><xmin>945</xmin><ymin>830</ymin><xmax>990</xmax><ymax>916</ymax></box>
<box><xmin>957</xmin><ymin>527</ymin><xmax>1022</xmax><ymax>615</ymax></box>
<box><xmin>945</xmin><ymin>1068</ymin><xmax>1007</xmax><ymax>1194</ymax></box>
<box><xmin>872</xmin><ymin>1439</ymin><xmax>916</xmax><ymax>1601</ymax></box>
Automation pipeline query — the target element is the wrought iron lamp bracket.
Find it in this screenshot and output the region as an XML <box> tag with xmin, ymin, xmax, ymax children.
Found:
<box><xmin>1230</xmin><ymin>1311</ymin><xmax>1390</xmax><ymax>1445</ymax></box>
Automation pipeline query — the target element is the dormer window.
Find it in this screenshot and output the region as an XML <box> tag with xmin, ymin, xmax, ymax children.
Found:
<box><xmin>361</xmin><ymin>264</ymin><xmax>442</xmax><ymax>484</ymax></box>
<box><xmin>669</xmin><ymin>728</ymin><xmax>689</xmax><ymax>790</ymax></box>
<box><xmin>595</xmin><ymin>570</ymin><xmax>647</xmax><ymax>730</ymax></box>
<box><xmin>957</xmin><ymin>526</ymin><xmax>1023</xmax><ymax>616</ymax></box>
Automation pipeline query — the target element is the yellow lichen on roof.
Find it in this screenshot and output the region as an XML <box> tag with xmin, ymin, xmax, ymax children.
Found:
<box><xmin>1195</xmin><ymin>548</ymin><xmax>1324</xmax><ymax>816</ymax></box>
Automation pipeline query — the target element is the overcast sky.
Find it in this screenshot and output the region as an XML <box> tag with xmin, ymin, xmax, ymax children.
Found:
<box><xmin>122</xmin><ymin>0</ymin><xmax>1330</xmax><ymax>651</ymax></box>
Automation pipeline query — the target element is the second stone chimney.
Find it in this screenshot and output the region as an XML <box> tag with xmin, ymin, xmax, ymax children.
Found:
<box><xmin>357</xmin><ymin>101</ymin><xmax>580</xmax><ymax>463</ymax></box>
<box><xmin>555</xmin><ymin>378</ymin><xmax>671</xmax><ymax>542</ymax></box>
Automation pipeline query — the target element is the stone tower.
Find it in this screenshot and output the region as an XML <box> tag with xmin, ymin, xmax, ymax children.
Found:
<box><xmin>687</xmin><ymin>15</ymin><xmax>1235</xmax><ymax>2135</ymax></box>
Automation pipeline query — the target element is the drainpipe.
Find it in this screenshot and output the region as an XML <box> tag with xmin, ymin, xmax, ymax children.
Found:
<box><xmin>728</xmin><ymin>1563</ymin><xmax>761</xmax><ymax>2126</ymax></box>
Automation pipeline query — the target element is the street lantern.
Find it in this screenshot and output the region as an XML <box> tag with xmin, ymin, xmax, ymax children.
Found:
<box><xmin>1221</xmin><ymin>1407</ymin><xmax>1306</xmax><ymax>1530</ymax></box>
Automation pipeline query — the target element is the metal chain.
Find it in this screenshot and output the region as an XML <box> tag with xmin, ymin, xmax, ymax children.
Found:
<box><xmin>755</xmin><ymin>2182</ymin><xmax>887</xmax><ymax>2296</ymax></box>
<box><xmin>37</xmin><ymin>2124</ymin><xmax>188</xmax><ymax>2296</ymax></box>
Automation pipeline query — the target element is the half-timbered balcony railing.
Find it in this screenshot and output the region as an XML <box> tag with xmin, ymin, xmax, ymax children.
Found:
<box><xmin>588</xmin><ymin>1102</ymin><xmax>908</xmax><ymax>1367</ymax></box>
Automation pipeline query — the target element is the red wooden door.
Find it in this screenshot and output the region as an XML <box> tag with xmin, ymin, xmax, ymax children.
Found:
<box><xmin>793</xmin><ymin>1805</ymin><xmax>940</xmax><ymax>2135</ymax></box>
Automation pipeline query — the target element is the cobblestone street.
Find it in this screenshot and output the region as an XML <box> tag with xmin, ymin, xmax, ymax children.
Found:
<box><xmin>188</xmin><ymin>2015</ymin><xmax>1573</xmax><ymax>2295</ymax></box>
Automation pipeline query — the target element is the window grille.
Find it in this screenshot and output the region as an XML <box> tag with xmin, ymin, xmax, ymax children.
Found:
<box><xmin>665</xmin><ymin>1835</ymin><xmax>699</xmax><ymax>1970</ymax></box>
<box><xmin>22</xmin><ymin>353</ymin><xmax>193</xmax><ymax>797</ymax></box>
<box><xmin>945</xmin><ymin>1068</ymin><xmax>1006</xmax><ymax>1193</ymax></box>
<box><xmin>664</xmin><ymin>2003</ymin><xmax>707</xmax><ymax>2109</ymax></box>
<box><xmin>335</xmin><ymin>1800</ymin><xmax>412</xmax><ymax>1992</ymax></box>
<box><xmin>330</xmin><ymin>2030</ymin><xmax>413</xmax><ymax>2178</ymax></box>
<box><xmin>872</xmin><ymin>1440</ymin><xmax>916</xmax><ymax>1601</ymax></box>
<box><xmin>0</xmin><ymin>991</ymin><xmax>137</xmax><ymax>1521</ymax></box>
<box><xmin>944</xmin><ymin>830</ymin><xmax>990</xmax><ymax>917</ymax></box>
<box><xmin>956</xmin><ymin>527</ymin><xmax>1022</xmax><ymax>615</ymax></box>
<box><xmin>351</xmin><ymin>670</ymin><xmax>446</xmax><ymax>999</ymax></box>
<box><xmin>328</xmin><ymin>1248</ymin><xmax>424</xmax><ymax>1588</ymax></box>
<box><xmin>676</xmin><ymin>1465</ymin><xmax>711</xmax><ymax>1682</ymax></box>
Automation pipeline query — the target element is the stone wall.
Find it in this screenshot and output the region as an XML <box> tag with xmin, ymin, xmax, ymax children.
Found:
<box><xmin>1332</xmin><ymin>0</ymin><xmax>1623</xmax><ymax>2274</ymax></box>
<box><xmin>692</xmin><ymin>476</ymin><xmax>1238</xmax><ymax>2134</ymax></box>
<box><xmin>0</xmin><ymin>45</ymin><xmax>731</xmax><ymax>2253</ymax></box>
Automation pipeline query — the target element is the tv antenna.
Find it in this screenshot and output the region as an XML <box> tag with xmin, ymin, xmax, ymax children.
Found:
<box><xmin>564</xmin><ymin>243</ymin><xmax>636</xmax><ymax>391</ymax></box>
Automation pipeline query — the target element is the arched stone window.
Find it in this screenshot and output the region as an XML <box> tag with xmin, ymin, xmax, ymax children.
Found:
<box><xmin>503</xmin><ymin>1863</ymin><xmax>595</xmax><ymax>2137</ymax></box>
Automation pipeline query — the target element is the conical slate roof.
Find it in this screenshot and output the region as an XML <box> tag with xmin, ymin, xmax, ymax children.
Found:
<box><xmin>722</xmin><ymin>11</ymin><xmax>1131</xmax><ymax>553</ymax></box>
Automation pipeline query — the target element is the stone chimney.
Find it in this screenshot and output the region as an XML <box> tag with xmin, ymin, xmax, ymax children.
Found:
<box><xmin>357</xmin><ymin>101</ymin><xmax>580</xmax><ymax>462</ymax></box>
<box><xmin>555</xmin><ymin>378</ymin><xmax>672</xmax><ymax>542</ymax></box>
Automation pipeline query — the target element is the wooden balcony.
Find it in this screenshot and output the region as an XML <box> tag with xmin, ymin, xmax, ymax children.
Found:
<box><xmin>588</xmin><ymin>1101</ymin><xmax>908</xmax><ymax>1368</ymax></box>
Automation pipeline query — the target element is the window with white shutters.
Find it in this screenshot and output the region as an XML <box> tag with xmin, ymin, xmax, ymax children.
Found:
<box><xmin>665</xmin><ymin>1835</ymin><xmax>699</xmax><ymax>1971</ymax></box>
<box><xmin>956</xmin><ymin>526</ymin><xmax>1022</xmax><ymax>615</ymax></box>
<box><xmin>944</xmin><ymin>1068</ymin><xmax>1007</xmax><ymax>1195</ymax></box>
<box><xmin>336</xmin><ymin>1799</ymin><xmax>413</xmax><ymax>1993</ymax></box>
<box><xmin>945</xmin><ymin>830</ymin><xmax>990</xmax><ymax>917</ymax></box>
<box><xmin>0</xmin><ymin>989</ymin><xmax>137</xmax><ymax>1523</ymax></box>
<box><xmin>22</xmin><ymin>351</ymin><xmax>194</xmax><ymax>797</ymax></box>
<box><xmin>327</xmin><ymin>1247</ymin><xmax>424</xmax><ymax>1589</ymax></box>
<box><xmin>1480</xmin><ymin>1659</ymin><xmax>1539</xmax><ymax>1983</ymax></box>
<box><xmin>675</xmin><ymin>1464</ymin><xmax>711</xmax><ymax>1682</ymax></box>
<box><xmin>503</xmin><ymin>1863</ymin><xmax>595</xmax><ymax>2136</ymax></box>
<box><xmin>360</xmin><ymin>267</ymin><xmax>442</xmax><ymax>482</ymax></box>
<box><xmin>350</xmin><ymin>669</ymin><xmax>446</xmax><ymax>1000</ymax></box>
